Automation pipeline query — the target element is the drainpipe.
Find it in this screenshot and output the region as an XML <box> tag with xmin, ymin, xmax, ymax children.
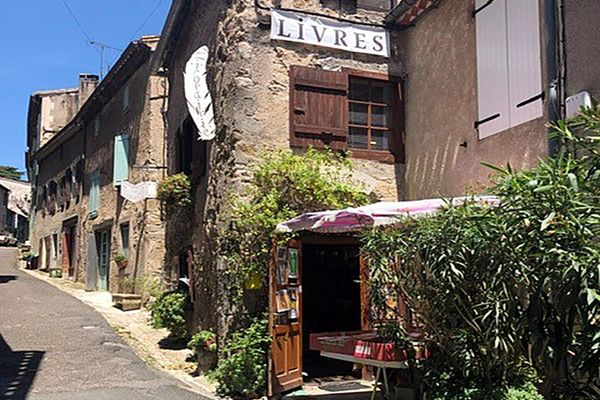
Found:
<box><xmin>545</xmin><ymin>0</ymin><xmax>561</xmax><ymax>156</ymax></box>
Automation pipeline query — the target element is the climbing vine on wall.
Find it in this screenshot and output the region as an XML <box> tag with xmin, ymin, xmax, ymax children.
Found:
<box><xmin>214</xmin><ymin>148</ymin><xmax>371</xmax><ymax>398</ymax></box>
<box><xmin>219</xmin><ymin>148</ymin><xmax>371</xmax><ymax>306</ymax></box>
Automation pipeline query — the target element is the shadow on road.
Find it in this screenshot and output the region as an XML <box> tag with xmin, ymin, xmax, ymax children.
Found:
<box><xmin>0</xmin><ymin>276</ymin><xmax>17</xmax><ymax>285</ymax></box>
<box><xmin>0</xmin><ymin>335</ymin><xmax>44</xmax><ymax>400</ymax></box>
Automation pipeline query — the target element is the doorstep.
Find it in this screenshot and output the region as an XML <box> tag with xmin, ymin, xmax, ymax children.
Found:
<box><xmin>283</xmin><ymin>380</ymin><xmax>375</xmax><ymax>400</ymax></box>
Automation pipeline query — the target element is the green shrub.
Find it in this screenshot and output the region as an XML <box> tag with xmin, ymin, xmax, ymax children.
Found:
<box><xmin>213</xmin><ymin>319</ymin><xmax>271</xmax><ymax>399</ymax></box>
<box><xmin>148</xmin><ymin>291</ymin><xmax>189</xmax><ymax>340</ymax></box>
<box><xmin>505</xmin><ymin>383</ymin><xmax>544</xmax><ymax>400</ymax></box>
<box><xmin>157</xmin><ymin>173</ymin><xmax>192</xmax><ymax>212</ymax></box>
<box><xmin>20</xmin><ymin>252</ymin><xmax>36</xmax><ymax>261</ymax></box>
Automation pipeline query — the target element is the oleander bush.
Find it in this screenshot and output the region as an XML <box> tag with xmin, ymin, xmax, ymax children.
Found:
<box><xmin>363</xmin><ymin>108</ymin><xmax>600</xmax><ymax>398</ymax></box>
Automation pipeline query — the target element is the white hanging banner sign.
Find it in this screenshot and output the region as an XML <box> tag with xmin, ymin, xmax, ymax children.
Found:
<box><xmin>270</xmin><ymin>9</ymin><xmax>390</xmax><ymax>58</ymax></box>
<box><xmin>184</xmin><ymin>46</ymin><xmax>216</xmax><ymax>140</ymax></box>
<box><xmin>120</xmin><ymin>181</ymin><xmax>157</xmax><ymax>203</ymax></box>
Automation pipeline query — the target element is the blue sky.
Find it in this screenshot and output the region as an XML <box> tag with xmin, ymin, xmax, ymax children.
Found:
<box><xmin>0</xmin><ymin>0</ymin><xmax>171</xmax><ymax>177</ymax></box>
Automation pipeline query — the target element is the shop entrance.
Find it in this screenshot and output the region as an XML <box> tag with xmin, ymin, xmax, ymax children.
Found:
<box><xmin>302</xmin><ymin>243</ymin><xmax>362</xmax><ymax>380</ymax></box>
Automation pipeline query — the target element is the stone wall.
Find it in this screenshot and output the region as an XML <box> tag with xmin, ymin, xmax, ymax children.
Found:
<box><xmin>37</xmin><ymin>90</ymin><xmax>79</xmax><ymax>149</ymax></box>
<box><xmin>163</xmin><ymin>0</ymin><xmax>404</xmax><ymax>336</ymax></box>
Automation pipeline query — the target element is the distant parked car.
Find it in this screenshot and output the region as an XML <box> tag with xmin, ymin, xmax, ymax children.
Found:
<box><xmin>0</xmin><ymin>234</ymin><xmax>7</xmax><ymax>246</ymax></box>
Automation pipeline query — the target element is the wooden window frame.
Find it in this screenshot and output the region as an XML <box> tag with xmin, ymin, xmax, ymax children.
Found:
<box><xmin>289</xmin><ymin>66</ymin><xmax>404</xmax><ymax>164</ymax></box>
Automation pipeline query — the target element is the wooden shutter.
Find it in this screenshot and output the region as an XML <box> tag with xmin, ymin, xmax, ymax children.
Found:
<box><xmin>89</xmin><ymin>170</ymin><xmax>100</xmax><ymax>216</ymax></box>
<box><xmin>506</xmin><ymin>0</ymin><xmax>543</xmax><ymax>127</ymax></box>
<box><xmin>475</xmin><ymin>0</ymin><xmax>510</xmax><ymax>139</ymax></box>
<box><xmin>86</xmin><ymin>233</ymin><xmax>98</xmax><ymax>291</ymax></box>
<box><xmin>113</xmin><ymin>134</ymin><xmax>130</xmax><ymax>185</ymax></box>
<box><xmin>289</xmin><ymin>66</ymin><xmax>348</xmax><ymax>150</ymax></box>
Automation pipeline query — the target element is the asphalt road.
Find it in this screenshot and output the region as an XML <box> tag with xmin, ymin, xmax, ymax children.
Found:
<box><xmin>0</xmin><ymin>248</ymin><xmax>206</xmax><ymax>400</ymax></box>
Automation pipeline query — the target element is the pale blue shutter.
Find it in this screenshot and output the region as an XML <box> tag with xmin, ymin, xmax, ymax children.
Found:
<box><xmin>475</xmin><ymin>0</ymin><xmax>510</xmax><ymax>139</ymax></box>
<box><xmin>113</xmin><ymin>134</ymin><xmax>130</xmax><ymax>185</ymax></box>
<box><xmin>506</xmin><ymin>0</ymin><xmax>543</xmax><ymax>127</ymax></box>
<box><xmin>89</xmin><ymin>170</ymin><xmax>100</xmax><ymax>217</ymax></box>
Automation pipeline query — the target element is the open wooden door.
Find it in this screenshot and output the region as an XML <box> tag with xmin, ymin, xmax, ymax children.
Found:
<box><xmin>268</xmin><ymin>240</ymin><xmax>303</xmax><ymax>397</ymax></box>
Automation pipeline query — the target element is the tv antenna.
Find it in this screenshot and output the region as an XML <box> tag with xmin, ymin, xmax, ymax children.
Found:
<box><xmin>89</xmin><ymin>41</ymin><xmax>123</xmax><ymax>79</ymax></box>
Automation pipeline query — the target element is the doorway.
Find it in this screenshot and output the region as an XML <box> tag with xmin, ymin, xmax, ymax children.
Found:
<box><xmin>63</xmin><ymin>219</ymin><xmax>78</xmax><ymax>278</ymax></box>
<box><xmin>301</xmin><ymin>243</ymin><xmax>362</xmax><ymax>380</ymax></box>
<box><xmin>95</xmin><ymin>229</ymin><xmax>111</xmax><ymax>291</ymax></box>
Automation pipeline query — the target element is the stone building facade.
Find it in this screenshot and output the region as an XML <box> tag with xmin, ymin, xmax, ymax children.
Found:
<box><xmin>79</xmin><ymin>36</ymin><xmax>167</xmax><ymax>293</ymax></box>
<box><xmin>153</xmin><ymin>0</ymin><xmax>406</xmax><ymax>337</ymax></box>
<box><xmin>27</xmin><ymin>75</ymin><xmax>98</xmax><ymax>273</ymax></box>
<box><xmin>27</xmin><ymin>37</ymin><xmax>167</xmax><ymax>291</ymax></box>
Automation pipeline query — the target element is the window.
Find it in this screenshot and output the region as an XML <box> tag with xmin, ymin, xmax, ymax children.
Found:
<box><xmin>93</xmin><ymin>117</ymin><xmax>101</xmax><ymax>137</ymax></box>
<box><xmin>52</xmin><ymin>233</ymin><xmax>58</xmax><ymax>260</ymax></box>
<box><xmin>123</xmin><ymin>84</ymin><xmax>130</xmax><ymax>110</ymax></box>
<box><xmin>48</xmin><ymin>181</ymin><xmax>57</xmax><ymax>215</ymax></box>
<box><xmin>120</xmin><ymin>223</ymin><xmax>130</xmax><ymax>259</ymax></box>
<box><xmin>113</xmin><ymin>134</ymin><xmax>130</xmax><ymax>185</ymax></box>
<box><xmin>322</xmin><ymin>0</ymin><xmax>394</xmax><ymax>12</ymax></box>
<box><xmin>176</xmin><ymin>116</ymin><xmax>207</xmax><ymax>177</ymax></box>
<box><xmin>475</xmin><ymin>0</ymin><xmax>543</xmax><ymax>139</ymax></box>
<box><xmin>176</xmin><ymin>118</ymin><xmax>194</xmax><ymax>175</ymax></box>
<box><xmin>356</xmin><ymin>0</ymin><xmax>395</xmax><ymax>11</ymax></box>
<box><xmin>348</xmin><ymin>78</ymin><xmax>393</xmax><ymax>152</ymax></box>
<box><xmin>89</xmin><ymin>170</ymin><xmax>100</xmax><ymax>218</ymax></box>
<box><xmin>289</xmin><ymin>66</ymin><xmax>403</xmax><ymax>163</ymax></box>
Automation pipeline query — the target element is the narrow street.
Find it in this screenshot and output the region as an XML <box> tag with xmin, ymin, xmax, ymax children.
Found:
<box><xmin>0</xmin><ymin>248</ymin><xmax>204</xmax><ymax>400</ymax></box>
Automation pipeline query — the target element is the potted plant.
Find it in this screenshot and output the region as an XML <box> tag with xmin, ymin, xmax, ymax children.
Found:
<box><xmin>113</xmin><ymin>253</ymin><xmax>128</xmax><ymax>269</ymax></box>
<box><xmin>188</xmin><ymin>330</ymin><xmax>217</xmax><ymax>371</ymax></box>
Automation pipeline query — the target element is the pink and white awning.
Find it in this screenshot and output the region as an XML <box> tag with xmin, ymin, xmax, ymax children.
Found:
<box><xmin>275</xmin><ymin>196</ymin><xmax>499</xmax><ymax>234</ymax></box>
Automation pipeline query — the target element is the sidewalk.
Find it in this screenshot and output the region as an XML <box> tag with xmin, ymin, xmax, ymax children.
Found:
<box><xmin>19</xmin><ymin>264</ymin><xmax>219</xmax><ymax>400</ymax></box>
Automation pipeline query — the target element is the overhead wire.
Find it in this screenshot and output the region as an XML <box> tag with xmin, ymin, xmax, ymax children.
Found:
<box><xmin>129</xmin><ymin>0</ymin><xmax>165</xmax><ymax>42</ymax></box>
<box><xmin>59</xmin><ymin>0</ymin><xmax>113</xmax><ymax>73</ymax></box>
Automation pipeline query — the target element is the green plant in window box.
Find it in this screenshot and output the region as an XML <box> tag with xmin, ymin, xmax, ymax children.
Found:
<box><xmin>157</xmin><ymin>173</ymin><xmax>192</xmax><ymax>214</ymax></box>
<box><xmin>113</xmin><ymin>253</ymin><xmax>128</xmax><ymax>269</ymax></box>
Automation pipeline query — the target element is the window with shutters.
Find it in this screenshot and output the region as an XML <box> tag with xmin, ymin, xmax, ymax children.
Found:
<box><xmin>113</xmin><ymin>134</ymin><xmax>130</xmax><ymax>186</ymax></box>
<box><xmin>475</xmin><ymin>0</ymin><xmax>543</xmax><ymax>139</ymax></box>
<box><xmin>289</xmin><ymin>66</ymin><xmax>403</xmax><ymax>164</ymax></box>
<box><xmin>89</xmin><ymin>170</ymin><xmax>100</xmax><ymax>219</ymax></box>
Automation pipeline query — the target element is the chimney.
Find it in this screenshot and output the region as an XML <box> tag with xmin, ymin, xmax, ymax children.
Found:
<box><xmin>139</xmin><ymin>35</ymin><xmax>160</xmax><ymax>50</ymax></box>
<box><xmin>78</xmin><ymin>73</ymin><xmax>99</xmax><ymax>109</ymax></box>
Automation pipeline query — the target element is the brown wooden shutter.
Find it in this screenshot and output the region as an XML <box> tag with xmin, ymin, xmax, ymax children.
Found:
<box><xmin>289</xmin><ymin>66</ymin><xmax>348</xmax><ymax>150</ymax></box>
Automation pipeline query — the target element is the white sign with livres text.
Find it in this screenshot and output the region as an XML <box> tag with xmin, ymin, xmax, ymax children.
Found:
<box><xmin>184</xmin><ymin>46</ymin><xmax>216</xmax><ymax>141</ymax></box>
<box><xmin>270</xmin><ymin>9</ymin><xmax>390</xmax><ymax>58</ymax></box>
